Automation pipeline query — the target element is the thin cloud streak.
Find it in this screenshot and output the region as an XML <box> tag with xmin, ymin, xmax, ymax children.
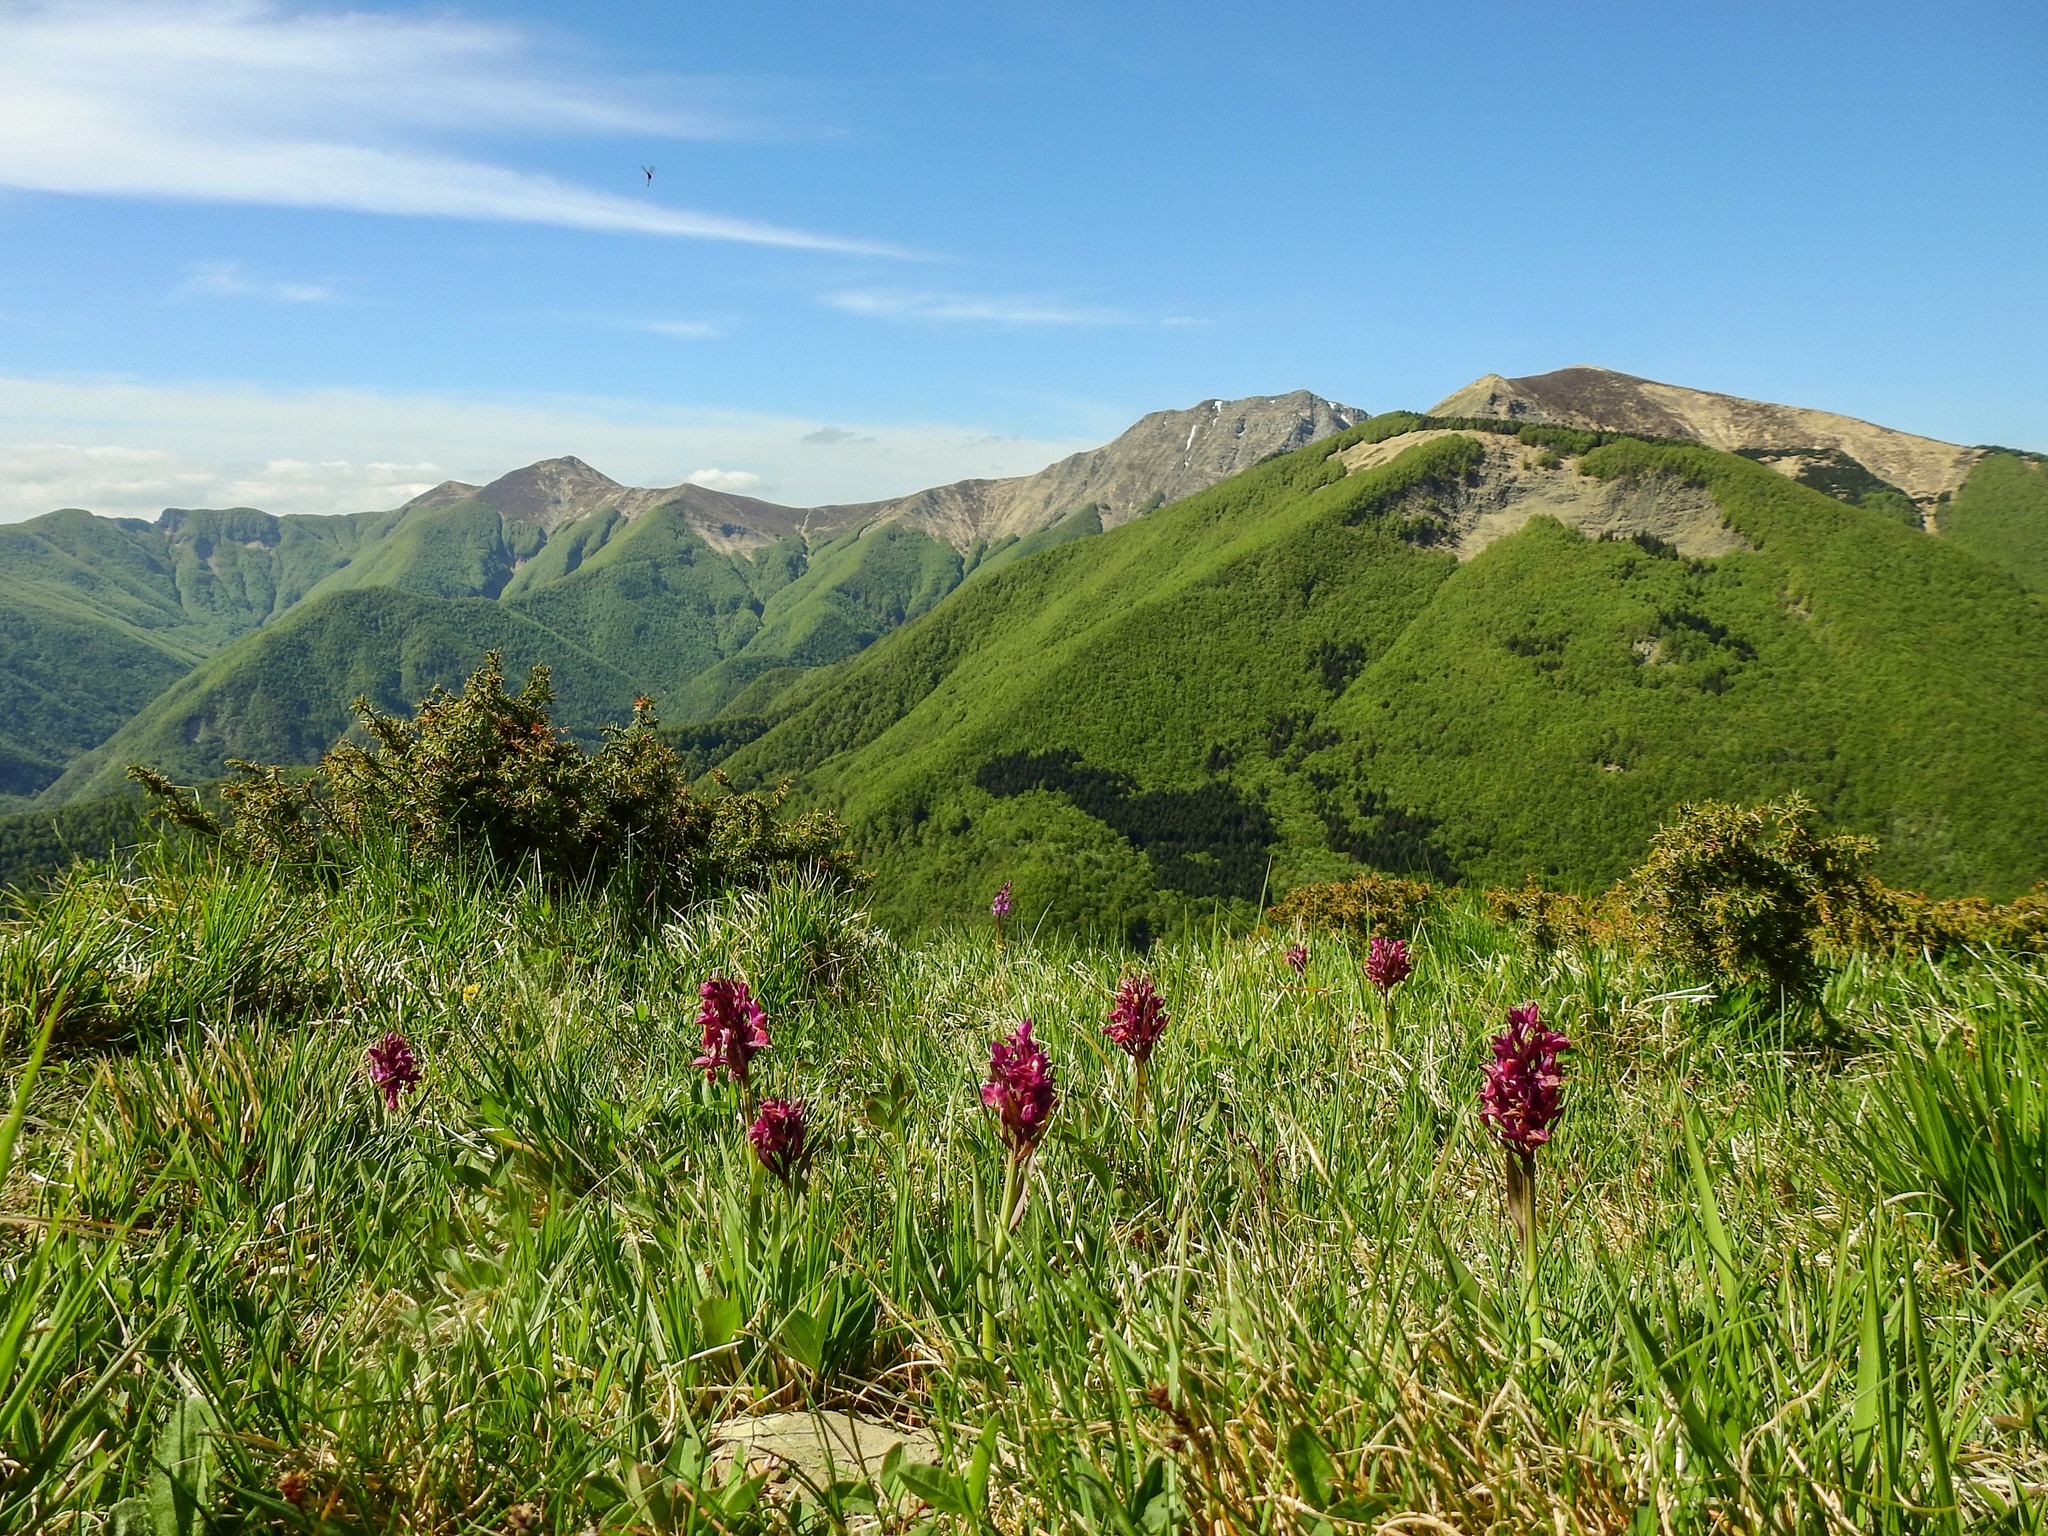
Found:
<box><xmin>0</xmin><ymin>1</ymin><xmax>901</xmax><ymax>254</ymax></box>
<box><xmin>823</xmin><ymin>290</ymin><xmax>1126</xmax><ymax>326</ymax></box>
<box><xmin>177</xmin><ymin>261</ymin><xmax>338</xmax><ymax>304</ymax></box>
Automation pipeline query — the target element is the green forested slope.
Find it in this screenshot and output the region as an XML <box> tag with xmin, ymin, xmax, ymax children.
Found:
<box><xmin>0</xmin><ymin>505</ymin><xmax>398</xmax><ymax>798</ymax></box>
<box><xmin>5</xmin><ymin>483</ymin><xmax>1006</xmax><ymax>801</ymax></box>
<box><xmin>294</xmin><ymin>499</ymin><xmax>543</xmax><ymax>601</ymax></box>
<box><xmin>49</xmin><ymin>587</ymin><xmax>645</xmax><ymax>799</ymax></box>
<box><xmin>1938</xmin><ymin>451</ymin><xmax>2048</xmax><ymax>595</ymax></box>
<box><xmin>668</xmin><ymin>521</ymin><xmax>970</xmax><ymax>717</ymax></box>
<box><xmin>719</xmin><ymin>420</ymin><xmax>2048</xmax><ymax>934</ymax></box>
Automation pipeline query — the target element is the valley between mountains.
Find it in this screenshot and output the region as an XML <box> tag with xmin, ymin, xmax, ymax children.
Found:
<box><xmin>5</xmin><ymin>367</ymin><xmax>2046</xmax><ymax>927</ymax></box>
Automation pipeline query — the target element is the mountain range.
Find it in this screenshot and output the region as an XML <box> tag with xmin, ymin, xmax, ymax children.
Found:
<box><xmin>0</xmin><ymin>391</ymin><xmax>1361</xmax><ymax>803</ymax></box>
<box><xmin>4</xmin><ymin>367</ymin><xmax>2046</xmax><ymax>927</ymax></box>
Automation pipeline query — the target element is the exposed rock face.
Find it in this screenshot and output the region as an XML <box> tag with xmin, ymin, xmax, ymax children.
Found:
<box><xmin>1431</xmin><ymin>366</ymin><xmax>1981</xmax><ymax>504</ymax></box>
<box><xmin>1338</xmin><ymin>429</ymin><xmax>1752</xmax><ymax>561</ymax></box>
<box><xmin>819</xmin><ymin>390</ymin><xmax>1365</xmax><ymax>547</ymax></box>
<box><xmin>386</xmin><ymin>393</ymin><xmax>1367</xmax><ymax>558</ymax></box>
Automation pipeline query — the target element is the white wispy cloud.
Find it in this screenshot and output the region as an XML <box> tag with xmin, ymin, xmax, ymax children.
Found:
<box><xmin>0</xmin><ymin>372</ymin><xmax>1100</xmax><ymax>522</ymax></box>
<box><xmin>822</xmin><ymin>290</ymin><xmax>1125</xmax><ymax>326</ymax></box>
<box><xmin>640</xmin><ymin>320</ymin><xmax>722</xmax><ymax>340</ymax></box>
<box><xmin>177</xmin><ymin>261</ymin><xmax>339</xmax><ymax>303</ymax></box>
<box><xmin>0</xmin><ymin>0</ymin><xmax>898</xmax><ymax>253</ymax></box>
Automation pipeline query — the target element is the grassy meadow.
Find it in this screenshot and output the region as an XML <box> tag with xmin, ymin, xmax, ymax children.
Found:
<box><xmin>4</xmin><ymin>838</ymin><xmax>2047</xmax><ymax>1533</ymax></box>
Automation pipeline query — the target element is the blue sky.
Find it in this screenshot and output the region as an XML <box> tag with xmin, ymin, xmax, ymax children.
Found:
<box><xmin>0</xmin><ymin>0</ymin><xmax>2041</xmax><ymax>521</ymax></box>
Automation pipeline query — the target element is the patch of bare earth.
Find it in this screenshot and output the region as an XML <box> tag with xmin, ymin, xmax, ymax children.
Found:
<box><xmin>1338</xmin><ymin>431</ymin><xmax>1753</xmax><ymax>560</ymax></box>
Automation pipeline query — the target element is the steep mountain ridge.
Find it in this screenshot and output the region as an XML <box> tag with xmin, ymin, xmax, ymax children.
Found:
<box><xmin>817</xmin><ymin>391</ymin><xmax>1365</xmax><ymax>547</ymax></box>
<box><xmin>10</xmin><ymin>372</ymin><xmax>2044</xmax><ymax>852</ymax></box>
<box><xmin>1334</xmin><ymin>429</ymin><xmax>1749</xmax><ymax>560</ymax></box>
<box><xmin>0</xmin><ymin>502</ymin><xmax>404</xmax><ymax>796</ymax></box>
<box><xmin>383</xmin><ymin>392</ymin><xmax>1365</xmax><ymax>556</ymax></box>
<box><xmin>1432</xmin><ymin>366</ymin><xmax>1981</xmax><ymax>505</ymax></box>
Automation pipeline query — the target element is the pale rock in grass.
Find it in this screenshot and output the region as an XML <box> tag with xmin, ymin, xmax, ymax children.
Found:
<box><xmin>710</xmin><ymin>1411</ymin><xmax>939</xmax><ymax>1520</ymax></box>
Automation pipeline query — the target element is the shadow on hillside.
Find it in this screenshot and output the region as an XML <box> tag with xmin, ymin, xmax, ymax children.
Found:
<box><xmin>976</xmin><ymin>748</ymin><xmax>1277</xmax><ymax>900</ymax></box>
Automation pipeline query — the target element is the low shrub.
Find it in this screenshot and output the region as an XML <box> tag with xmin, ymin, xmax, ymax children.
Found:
<box><xmin>1618</xmin><ymin>796</ymin><xmax>1876</xmax><ymax>1001</ymax></box>
<box><xmin>1483</xmin><ymin>878</ymin><xmax>1612</xmax><ymax>952</ymax></box>
<box><xmin>1267</xmin><ymin>870</ymin><xmax>1441</xmax><ymax>941</ymax></box>
<box><xmin>1819</xmin><ymin>881</ymin><xmax>2048</xmax><ymax>958</ymax></box>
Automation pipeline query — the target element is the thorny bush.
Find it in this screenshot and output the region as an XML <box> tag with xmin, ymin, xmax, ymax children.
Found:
<box><xmin>129</xmin><ymin>652</ymin><xmax>863</xmax><ymax>918</ymax></box>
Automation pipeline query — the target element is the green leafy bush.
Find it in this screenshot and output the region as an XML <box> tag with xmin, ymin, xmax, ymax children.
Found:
<box><xmin>1515</xmin><ymin>423</ymin><xmax>1603</xmax><ymax>457</ymax></box>
<box><xmin>1820</xmin><ymin>881</ymin><xmax>2048</xmax><ymax>957</ymax></box>
<box><xmin>130</xmin><ymin>652</ymin><xmax>861</xmax><ymax>915</ymax></box>
<box><xmin>1483</xmin><ymin>878</ymin><xmax>1610</xmax><ymax>952</ymax></box>
<box><xmin>1621</xmin><ymin>796</ymin><xmax>1874</xmax><ymax>1000</ymax></box>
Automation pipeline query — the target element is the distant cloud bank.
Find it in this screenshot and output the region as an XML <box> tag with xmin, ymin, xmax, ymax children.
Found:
<box><xmin>0</xmin><ymin>373</ymin><xmax>1098</xmax><ymax>522</ymax></box>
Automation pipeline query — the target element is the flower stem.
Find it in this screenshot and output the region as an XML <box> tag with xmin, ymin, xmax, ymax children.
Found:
<box><xmin>1505</xmin><ymin>1147</ymin><xmax>1537</xmax><ymax>1292</ymax></box>
<box><xmin>981</xmin><ymin>1153</ymin><xmax>1022</xmax><ymax>1357</ymax></box>
<box><xmin>1133</xmin><ymin>1058</ymin><xmax>1149</xmax><ymax>1121</ymax></box>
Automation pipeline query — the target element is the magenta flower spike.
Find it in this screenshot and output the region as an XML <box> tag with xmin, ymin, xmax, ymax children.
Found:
<box><xmin>747</xmin><ymin>1098</ymin><xmax>808</xmax><ymax>1186</ymax></box>
<box><xmin>1103</xmin><ymin>975</ymin><xmax>1169</xmax><ymax>1064</ymax></box>
<box><xmin>692</xmin><ymin>977</ymin><xmax>770</xmax><ymax>1089</ymax></box>
<box><xmin>1104</xmin><ymin>974</ymin><xmax>1169</xmax><ymax>1115</ymax></box>
<box><xmin>981</xmin><ymin>1018</ymin><xmax>1057</xmax><ymax>1163</ymax></box>
<box><xmin>1481</xmin><ymin>1002</ymin><xmax>1573</xmax><ymax>1154</ymax></box>
<box><xmin>978</xmin><ymin>1019</ymin><xmax>1058</xmax><ymax>1355</ymax></box>
<box><xmin>366</xmin><ymin>1031</ymin><xmax>422</xmax><ymax>1111</ymax></box>
<box><xmin>1365</xmin><ymin>936</ymin><xmax>1413</xmax><ymax>994</ymax></box>
<box><xmin>1284</xmin><ymin>943</ymin><xmax>1309</xmax><ymax>976</ymax></box>
<box><xmin>1479</xmin><ymin>1001</ymin><xmax>1573</xmax><ymax>1267</ymax></box>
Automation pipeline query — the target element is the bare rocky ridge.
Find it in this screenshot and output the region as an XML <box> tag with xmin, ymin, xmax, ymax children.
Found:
<box><xmin>1339</xmin><ymin>430</ymin><xmax>1751</xmax><ymax>560</ymax></box>
<box><xmin>814</xmin><ymin>390</ymin><xmax>1365</xmax><ymax>547</ymax></box>
<box><xmin>1431</xmin><ymin>366</ymin><xmax>1981</xmax><ymax>504</ymax></box>
<box><xmin>389</xmin><ymin>391</ymin><xmax>1365</xmax><ymax>556</ymax></box>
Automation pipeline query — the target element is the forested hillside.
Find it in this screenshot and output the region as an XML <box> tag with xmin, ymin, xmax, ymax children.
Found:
<box><xmin>0</xmin><ymin>503</ymin><xmax>400</xmax><ymax>797</ymax></box>
<box><xmin>1939</xmin><ymin>449</ymin><xmax>2048</xmax><ymax>594</ymax></box>
<box><xmin>718</xmin><ymin>415</ymin><xmax>2048</xmax><ymax>934</ymax></box>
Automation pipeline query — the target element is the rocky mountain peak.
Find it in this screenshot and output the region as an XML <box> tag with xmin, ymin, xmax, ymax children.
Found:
<box><xmin>1430</xmin><ymin>366</ymin><xmax>1981</xmax><ymax>504</ymax></box>
<box><xmin>466</xmin><ymin>456</ymin><xmax>628</xmax><ymax>531</ymax></box>
<box><xmin>816</xmin><ymin>389</ymin><xmax>1367</xmax><ymax>549</ymax></box>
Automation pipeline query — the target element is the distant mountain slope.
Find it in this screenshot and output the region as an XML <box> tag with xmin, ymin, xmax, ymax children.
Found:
<box><xmin>1431</xmin><ymin>366</ymin><xmax>1981</xmax><ymax>505</ymax></box>
<box><xmin>717</xmin><ymin>414</ymin><xmax>2048</xmax><ymax>935</ymax></box>
<box><xmin>48</xmin><ymin>586</ymin><xmax>646</xmax><ymax>801</ymax></box>
<box><xmin>0</xmin><ymin>503</ymin><xmax>399</xmax><ymax>797</ymax></box>
<box><xmin>1938</xmin><ymin>450</ymin><xmax>2048</xmax><ymax>595</ymax></box>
